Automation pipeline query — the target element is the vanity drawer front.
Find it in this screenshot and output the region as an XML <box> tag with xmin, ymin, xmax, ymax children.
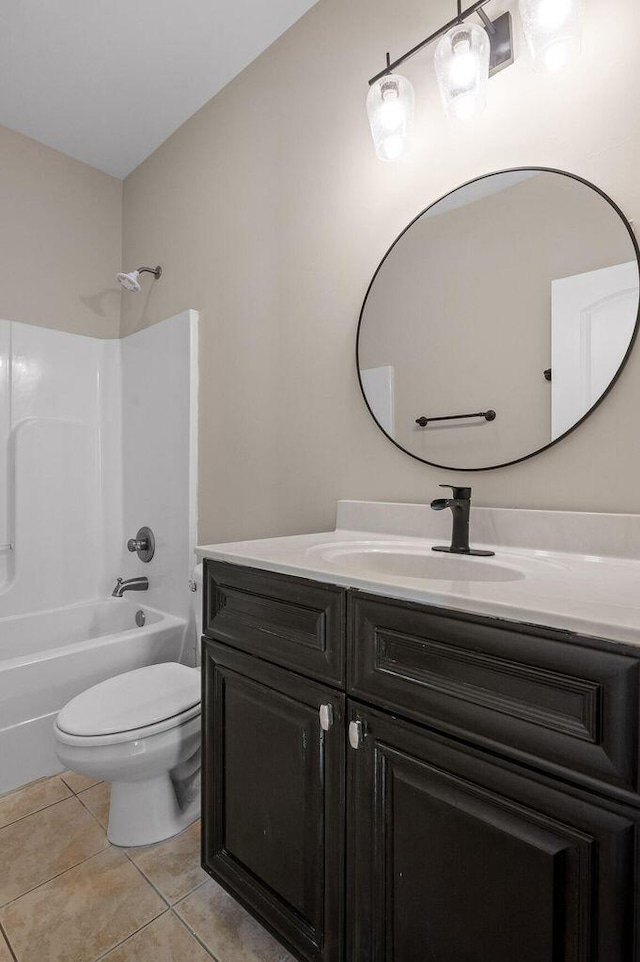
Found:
<box><xmin>349</xmin><ymin>591</ymin><xmax>640</xmax><ymax>794</ymax></box>
<box><xmin>203</xmin><ymin>560</ymin><xmax>346</xmax><ymax>685</ymax></box>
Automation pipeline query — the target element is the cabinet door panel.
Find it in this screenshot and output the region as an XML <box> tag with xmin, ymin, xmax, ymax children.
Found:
<box><xmin>204</xmin><ymin>560</ymin><xmax>346</xmax><ymax>685</ymax></box>
<box><xmin>203</xmin><ymin>640</ymin><xmax>345</xmax><ymax>962</ymax></box>
<box><xmin>348</xmin><ymin>703</ymin><xmax>637</xmax><ymax>962</ymax></box>
<box><xmin>349</xmin><ymin>592</ymin><xmax>640</xmax><ymax>795</ymax></box>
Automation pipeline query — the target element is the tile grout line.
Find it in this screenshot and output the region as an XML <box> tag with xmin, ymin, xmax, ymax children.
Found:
<box><xmin>0</xmin><ymin>779</ymin><xmax>74</xmax><ymax>831</ymax></box>
<box><xmin>67</xmin><ymin>796</ymin><xmax>177</xmax><ymax>921</ymax></box>
<box><xmin>0</xmin><ymin>774</ymin><xmax>217</xmax><ymax>960</ymax></box>
<box><xmin>119</xmin><ymin>826</ymin><xmax>208</xmax><ymax>907</ymax></box>
<box><xmin>90</xmin><ymin>905</ymin><xmax>220</xmax><ymax>962</ymax></box>
<box><xmin>74</xmin><ymin>788</ymin><xmax>206</xmax><ymax>912</ymax></box>
<box><xmin>75</xmin><ymin>787</ymin><xmax>109</xmax><ymax>830</ymax></box>
<box><xmin>123</xmin><ymin>850</ymin><xmax>208</xmax><ymax>907</ymax></box>
<box><xmin>0</xmin><ymin>774</ymin><xmax>64</xmax><ymax>802</ymax></box>
<box><xmin>0</xmin><ymin>790</ymin><xmax>103</xmax><ymax>853</ymax></box>
<box><xmin>0</xmin><ymin>792</ymin><xmax>72</xmax><ymax>832</ymax></box>
<box><xmin>0</xmin><ymin>845</ymin><xmax>110</xmax><ymax>913</ymax></box>
<box><xmin>60</xmin><ymin>775</ymin><xmax>103</xmax><ymax>795</ymax></box>
<box><xmin>171</xmin><ymin>877</ymin><xmax>209</xmax><ymax>909</ymax></box>
<box><xmin>101</xmin><ymin>834</ymin><xmax>215</xmax><ymax>959</ymax></box>
<box><xmin>2</xmin><ymin>773</ymin><xmax>217</xmax><ymax>959</ymax></box>
<box><xmin>170</xmin><ymin>904</ymin><xmax>220</xmax><ymax>961</ymax></box>
<box><xmin>120</xmin><ymin>854</ymin><xmax>172</xmax><ymax>909</ymax></box>
<box><xmin>173</xmin><ymin>881</ymin><xmax>296</xmax><ymax>962</ymax></box>
<box><xmin>0</xmin><ymin>920</ymin><xmax>18</xmax><ymax>962</ymax></box>
<box><xmin>91</xmin><ymin>908</ymin><xmax>171</xmax><ymax>962</ymax></box>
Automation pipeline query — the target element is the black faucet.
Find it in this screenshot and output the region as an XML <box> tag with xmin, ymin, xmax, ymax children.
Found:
<box><xmin>430</xmin><ymin>485</ymin><xmax>494</xmax><ymax>557</ymax></box>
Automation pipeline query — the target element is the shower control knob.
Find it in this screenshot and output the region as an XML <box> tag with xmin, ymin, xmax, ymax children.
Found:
<box><xmin>127</xmin><ymin>526</ymin><xmax>155</xmax><ymax>563</ymax></box>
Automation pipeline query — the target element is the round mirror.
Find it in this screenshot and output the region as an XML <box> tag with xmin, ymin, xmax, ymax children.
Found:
<box><xmin>357</xmin><ymin>168</ymin><xmax>640</xmax><ymax>471</ymax></box>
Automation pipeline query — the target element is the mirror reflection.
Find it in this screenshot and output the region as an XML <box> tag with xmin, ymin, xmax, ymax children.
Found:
<box><xmin>357</xmin><ymin>169</ymin><xmax>640</xmax><ymax>470</ymax></box>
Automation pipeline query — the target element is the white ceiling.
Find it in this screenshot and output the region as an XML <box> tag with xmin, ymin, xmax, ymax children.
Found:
<box><xmin>0</xmin><ymin>0</ymin><xmax>319</xmax><ymax>178</ymax></box>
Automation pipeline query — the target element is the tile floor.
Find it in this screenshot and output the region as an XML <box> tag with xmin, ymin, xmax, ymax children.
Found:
<box><xmin>0</xmin><ymin>773</ymin><xmax>295</xmax><ymax>962</ymax></box>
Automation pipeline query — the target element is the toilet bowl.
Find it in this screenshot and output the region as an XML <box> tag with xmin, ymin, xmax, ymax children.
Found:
<box><xmin>54</xmin><ymin>566</ymin><xmax>205</xmax><ymax>847</ymax></box>
<box><xmin>54</xmin><ymin>662</ymin><xmax>201</xmax><ymax>846</ymax></box>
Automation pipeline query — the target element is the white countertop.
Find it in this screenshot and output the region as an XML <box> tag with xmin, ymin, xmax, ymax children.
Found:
<box><xmin>196</xmin><ymin>501</ymin><xmax>640</xmax><ymax>649</ymax></box>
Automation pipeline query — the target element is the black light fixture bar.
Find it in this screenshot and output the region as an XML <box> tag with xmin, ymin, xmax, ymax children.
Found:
<box><xmin>368</xmin><ymin>0</ymin><xmax>502</xmax><ymax>86</ymax></box>
<box><xmin>476</xmin><ymin>7</ymin><xmax>496</xmax><ymax>33</ymax></box>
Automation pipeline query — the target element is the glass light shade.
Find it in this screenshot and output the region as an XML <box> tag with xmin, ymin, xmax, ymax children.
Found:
<box><xmin>366</xmin><ymin>73</ymin><xmax>415</xmax><ymax>162</ymax></box>
<box><xmin>519</xmin><ymin>0</ymin><xmax>586</xmax><ymax>72</ymax></box>
<box><xmin>434</xmin><ymin>23</ymin><xmax>490</xmax><ymax>122</ymax></box>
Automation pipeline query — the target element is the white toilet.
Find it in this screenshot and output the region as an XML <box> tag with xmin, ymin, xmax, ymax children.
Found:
<box><xmin>54</xmin><ymin>566</ymin><xmax>204</xmax><ymax>847</ymax></box>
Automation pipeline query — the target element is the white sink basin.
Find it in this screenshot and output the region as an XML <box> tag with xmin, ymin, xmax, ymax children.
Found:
<box><xmin>309</xmin><ymin>542</ymin><xmax>526</xmax><ymax>583</ymax></box>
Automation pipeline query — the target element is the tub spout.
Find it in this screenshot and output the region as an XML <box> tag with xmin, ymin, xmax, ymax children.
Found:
<box><xmin>112</xmin><ymin>576</ymin><xmax>149</xmax><ymax>598</ymax></box>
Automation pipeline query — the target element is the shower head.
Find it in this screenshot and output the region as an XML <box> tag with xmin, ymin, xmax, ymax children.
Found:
<box><xmin>116</xmin><ymin>270</ymin><xmax>142</xmax><ymax>292</ymax></box>
<box><xmin>116</xmin><ymin>265</ymin><xmax>162</xmax><ymax>293</ymax></box>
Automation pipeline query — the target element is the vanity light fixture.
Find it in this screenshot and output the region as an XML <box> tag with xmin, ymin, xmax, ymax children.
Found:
<box><xmin>366</xmin><ymin>58</ymin><xmax>415</xmax><ymax>162</ymax></box>
<box><xmin>434</xmin><ymin>21</ymin><xmax>490</xmax><ymax>121</ymax></box>
<box><xmin>367</xmin><ymin>0</ymin><xmax>586</xmax><ymax>159</ymax></box>
<box><xmin>519</xmin><ymin>0</ymin><xmax>586</xmax><ymax>73</ymax></box>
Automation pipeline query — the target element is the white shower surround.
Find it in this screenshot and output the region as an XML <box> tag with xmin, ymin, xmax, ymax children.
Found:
<box><xmin>0</xmin><ymin>310</ymin><xmax>199</xmax><ymax>794</ymax></box>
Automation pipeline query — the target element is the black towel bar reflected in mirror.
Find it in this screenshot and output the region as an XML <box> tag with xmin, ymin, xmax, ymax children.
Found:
<box><xmin>416</xmin><ymin>410</ymin><xmax>497</xmax><ymax>428</ymax></box>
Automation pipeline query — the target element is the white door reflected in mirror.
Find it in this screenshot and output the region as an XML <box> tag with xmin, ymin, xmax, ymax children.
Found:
<box><xmin>552</xmin><ymin>261</ymin><xmax>638</xmax><ymax>439</ymax></box>
<box><xmin>360</xmin><ymin>365</ymin><xmax>395</xmax><ymax>437</ymax></box>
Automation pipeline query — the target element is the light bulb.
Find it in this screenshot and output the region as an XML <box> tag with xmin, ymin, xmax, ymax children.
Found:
<box><xmin>382</xmin><ymin>135</ymin><xmax>405</xmax><ymax>161</ymax></box>
<box><xmin>379</xmin><ymin>90</ymin><xmax>404</xmax><ymax>132</ymax></box>
<box><xmin>449</xmin><ymin>38</ymin><xmax>478</xmax><ymax>88</ymax></box>
<box><xmin>519</xmin><ymin>0</ymin><xmax>585</xmax><ymax>72</ymax></box>
<box><xmin>435</xmin><ymin>24</ymin><xmax>490</xmax><ymax>122</ymax></box>
<box><xmin>536</xmin><ymin>0</ymin><xmax>571</xmax><ymax>30</ymax></box>
<box><xmin>543</xmin><ymin>40</ymin><xmax>570</xmax><ymax>72</ymax></box>
<box><xmin>451</xmin><ymin>93</ymin><xmax>477</xmax><ymax>122</ymax></box>
<box><xmin>366</xmin><ymin>73</ymin><xmax>415</xmax><ymax>162</ymax></box>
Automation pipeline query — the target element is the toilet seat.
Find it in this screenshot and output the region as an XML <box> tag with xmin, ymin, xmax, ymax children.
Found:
<box><xmin>56</xmin><ymin>662</ymin><xmax>201</xmax><ymax>746</ymax></box>
<box><xmin>55</xmin><ymin>702</ymin><xmax>201</xmax><ymax>747</ymax></box>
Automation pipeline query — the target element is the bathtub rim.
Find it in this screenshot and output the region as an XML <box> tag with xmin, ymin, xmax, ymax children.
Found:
<box><xmin>0</xmin><ymin>598</ymin><xmax>187</xmax><ymax>673</ymax></box>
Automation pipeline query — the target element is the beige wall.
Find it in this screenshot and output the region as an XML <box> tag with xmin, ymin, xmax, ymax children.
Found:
<box><xmin>360</xmin><ymin>172</ymin><xmax>634</xmax><ymax>468</ymax></box>
<box><xmin>121</xmin><ymin>0</ymin><xmax>640</xmax><ymax>543</ymax></box>
<box><xmin>0</xmin><ymin>125</ymin><xmax>122</xmax><ymax>338</ymax></box>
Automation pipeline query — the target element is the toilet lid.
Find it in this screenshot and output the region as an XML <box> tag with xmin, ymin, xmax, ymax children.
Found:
<box><xmin>56</xmin><ymin>663</ymin><xmax>201</xmax><ymax>737</ymax></box>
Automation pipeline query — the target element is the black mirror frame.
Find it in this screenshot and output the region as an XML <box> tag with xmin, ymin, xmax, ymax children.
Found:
<box><xmin>356</xmin><ymin>167</ymin><xmax>640</xmax><ymax>472</ymax></box>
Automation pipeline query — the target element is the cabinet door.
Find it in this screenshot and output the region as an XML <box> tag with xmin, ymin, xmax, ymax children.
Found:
<box><xmin>347</xmin><ymin>703</ymin><xmax>637</xmax><ymax>962</ymax></box>
<box><xmin>202</xmin><ymin>640</ymin><xmax>345</xmax><ymax>962</ymax></box>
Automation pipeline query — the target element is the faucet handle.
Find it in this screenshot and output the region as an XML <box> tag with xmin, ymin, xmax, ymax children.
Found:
<box><xmin>439</xmin><ymin>484</ymin><xmax>472</xmax><ymax>500</ymax></box>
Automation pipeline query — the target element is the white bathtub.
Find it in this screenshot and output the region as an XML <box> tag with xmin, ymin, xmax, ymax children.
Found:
<box><xmin>0</xmin><ymin>599</ymin><xmax>188</xmax><ymax>794</ymax></box>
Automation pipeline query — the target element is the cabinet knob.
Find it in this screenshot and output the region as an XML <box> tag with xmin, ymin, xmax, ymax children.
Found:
<box><xmin>319</xmin><ymin>704</ymin><xmax>334</xmax><ymax>731</ymax></box>
<box><xmin>349</xmin><ymin>720</ymin><xmax>364</xmax><ymax>750</ymax></box>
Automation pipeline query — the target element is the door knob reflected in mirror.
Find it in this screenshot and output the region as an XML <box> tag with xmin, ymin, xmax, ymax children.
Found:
<box><xmin>127</xmin><ymin>526</ymin><xmax>155</xmax><ymax>563</ymax></box>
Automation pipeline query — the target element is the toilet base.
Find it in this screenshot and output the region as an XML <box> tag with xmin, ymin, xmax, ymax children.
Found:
<box><xmin>108</xmin><ymin>770</ymin><xmax>201</xmax><ymax>847</ymax></box>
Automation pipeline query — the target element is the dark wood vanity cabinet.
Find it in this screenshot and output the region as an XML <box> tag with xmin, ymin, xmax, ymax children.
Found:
<box><xmin>202</xmin><ymin>561</ymin><xmax>640</xmax><ymax>962</ymax></box>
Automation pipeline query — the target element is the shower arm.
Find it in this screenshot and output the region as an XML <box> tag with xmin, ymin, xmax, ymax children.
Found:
<box><xmin>137</xmin><ymin>266</ymin><xmax>163</xmax><ymax>279</ymax></box>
